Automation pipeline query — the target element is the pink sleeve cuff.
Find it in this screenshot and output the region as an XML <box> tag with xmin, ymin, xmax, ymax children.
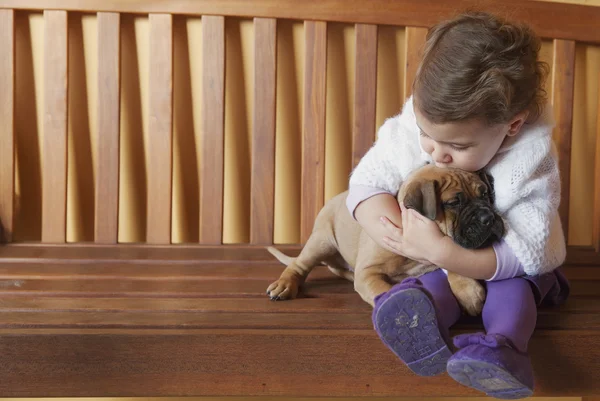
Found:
<box><xmin>346</xmin><ymin>185</ymin><xmax>393</xmax><ymax>219</ymax></box>
<box><xmin>487</xmin><ymin>240</ymin><xmax>526</xmax><ymax>281</ymax></box>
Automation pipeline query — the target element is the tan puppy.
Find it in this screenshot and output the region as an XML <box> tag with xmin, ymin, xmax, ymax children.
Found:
<box><xmin>266</xmin><ymin>164</ymin><xmax>504</xmax><ymax>316</ymax></box>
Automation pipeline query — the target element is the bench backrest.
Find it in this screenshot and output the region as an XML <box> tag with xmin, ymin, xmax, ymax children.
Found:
<box><xmin>0</xmin><ymin>0</ymin><xmax>598</xmax><ymax>261</ymax></box>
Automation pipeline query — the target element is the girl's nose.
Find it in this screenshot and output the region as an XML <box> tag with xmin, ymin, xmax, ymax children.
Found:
<box><xmin>432</xmin><ymin>147</ymin><xmax>452</xmax><ymax>164</ymax></box>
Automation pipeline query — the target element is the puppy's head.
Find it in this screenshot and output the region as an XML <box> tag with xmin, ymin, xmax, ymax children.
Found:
<box><xmin>397</xmin><ymin>164</ymin><xmax>504</xmax><ymax>249</ymax></box>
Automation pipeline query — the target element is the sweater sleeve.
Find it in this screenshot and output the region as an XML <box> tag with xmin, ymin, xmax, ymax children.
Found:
<box><xmin>492</xmin><ymin>139</ymin><xmax>567</xmax><ymax>276</ymax></box>
<box><xmin>348</xmin><ymin>97</ymin><xmax>423</xmax><ymax>195</ymax></box>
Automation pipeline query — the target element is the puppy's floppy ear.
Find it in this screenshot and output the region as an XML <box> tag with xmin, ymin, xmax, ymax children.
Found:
<box><xmin>476</xmin><ymin>169</ymin><xmax>496</xmax><ymax>204</ymax></box>
<box><xmin>402</xmin><ymin>180</ymin><xmax>438</xmax><ymax>220</ymax></box>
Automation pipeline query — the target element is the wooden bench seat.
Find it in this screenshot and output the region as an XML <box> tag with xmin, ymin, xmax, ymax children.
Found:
<box><xmin>0</xmin><ymin>0</ymin><xmax>599</xmax><ymax>397</ymax></box>
<box><xmin>0</xmin><ymin>243</ymin><xmax>598</xmax><ymax>397</ymax></box>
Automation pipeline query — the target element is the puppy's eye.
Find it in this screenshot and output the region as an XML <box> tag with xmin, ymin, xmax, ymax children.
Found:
<box><xmin>480</xmin><ymin>189</ymin><xmax>488</xmax><ymax>198</ymax></box>
<box><xmin>444</xmin><ymin>199</ymin><xmax>460</xmax><ymax>207</ymax></box>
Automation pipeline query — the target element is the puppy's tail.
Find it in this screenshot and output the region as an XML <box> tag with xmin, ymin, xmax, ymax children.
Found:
<box><xmin>266</xmin><ymin>246</ymin><xmax>295</xmax><ymax>265</ymax></box>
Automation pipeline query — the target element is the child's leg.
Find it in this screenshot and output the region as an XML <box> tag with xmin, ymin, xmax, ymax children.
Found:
<box><xmin>372</xmin><ymin>268</ymin><xmax>461</xmax><ymax>377</ymax></box>
<box><xmin>447</xmin><ymin>277</ymin><xmax>536</xmax><ymax>399</ymax></box>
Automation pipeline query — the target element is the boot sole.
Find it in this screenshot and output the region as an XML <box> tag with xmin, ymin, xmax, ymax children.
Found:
<box><xmin>447</xmin><ymin>357</ymin><xmax>533</xmax><ymax>399</ymax></box>
<box><xmin>374</xmin><ymin>287</ymin><xmax>451</xmax><ymax>376</ymax></box>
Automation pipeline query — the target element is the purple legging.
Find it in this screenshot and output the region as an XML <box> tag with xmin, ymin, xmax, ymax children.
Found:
<box><xmin>418</xmin><ymin>269</ymin><xmax>537</xmax><ymax>353</ymax></box>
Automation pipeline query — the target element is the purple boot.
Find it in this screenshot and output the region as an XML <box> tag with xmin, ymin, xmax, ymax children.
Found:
<box><xmin>447</xmin><ymin>333</ymin><xmax>534</xmax><ymax>399</ymax></box>
<box><xmin>372</xmin><ymin>278</ymin><xmax>453</xmax><ymax>376</ymax></box>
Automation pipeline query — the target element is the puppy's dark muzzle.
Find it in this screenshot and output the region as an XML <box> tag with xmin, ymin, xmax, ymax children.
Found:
<box><xmin>454</xmin><ymin>201</ymin><xmax>505</xmax><ymax>249</ymax></box>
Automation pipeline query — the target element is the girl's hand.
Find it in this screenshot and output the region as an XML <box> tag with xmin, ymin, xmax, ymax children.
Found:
<box><xmin>380</xmin><ymin>202</ymin><xmax>445</xmax><ymax>264</ymax></box>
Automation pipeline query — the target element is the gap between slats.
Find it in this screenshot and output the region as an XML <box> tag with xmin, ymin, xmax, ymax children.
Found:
<box><xmin>0</xmin><ymin>9</ymin><xmax>14</xmax><ymax>242</ymax></box>
<box><xmin>42</xmin><ymin>10</ymin><xmax>69</xmax><ymax>243</ymax></box>
<box><xmin>250</xmin><ymin>18</ymin><xmax>277</xmax><ymax>245</ymax></box>
<box><xmin>146</xmin><ymin>14</ymin><xmax>174</xmax><ymax>245</ymax></box>
<box><xmin>200</xmin><ymin>15</ymin><xmax>225</xmax><ymax>245</ymax></box>
<box><xmin>551</xmin><ymin>39</ymin><xmax>575</xmax><ymax>244</ymax></box>
<box><xmin>301</xmin><ymin>21</ymin><xmax>327</xmax><ymax>243</ymax></box>
<box><xmin>594</xmin><ymin>70</ymin><xmax>600</xmax><ymax>252</ymax></box>
<box><xmin>95</xmin><ymin>12</ymin><xmax>121</xmax><ymax>244</ymax></box>
<box><xmin>352</xmin><ymin>23</ymin><xmax>377</xmax><ymax>169</ymax></box>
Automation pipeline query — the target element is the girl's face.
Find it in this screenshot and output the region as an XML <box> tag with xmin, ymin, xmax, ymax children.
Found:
<box><xmin>414</xmin><ymin>106</ymin><xmax>527</xmax><ymax>172</ymax></box>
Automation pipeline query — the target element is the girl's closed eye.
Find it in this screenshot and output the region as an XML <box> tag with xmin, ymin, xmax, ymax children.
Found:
<box><xmin>450</xmin><ymin>144</ymin><xmax>470</xmax><ymax>152</ymax></box>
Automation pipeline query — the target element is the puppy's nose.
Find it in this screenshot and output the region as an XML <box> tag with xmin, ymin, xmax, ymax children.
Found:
<box><xmin>479</xmin><ymin>210</ymin><xmax>494</xmax><ymax>226</ymax></box>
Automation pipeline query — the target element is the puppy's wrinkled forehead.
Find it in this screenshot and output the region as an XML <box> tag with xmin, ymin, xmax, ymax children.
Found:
<box><xmin>438</xmin><ymin>170</ymin><xmax>488</xmax><ymax>200</ymax></box>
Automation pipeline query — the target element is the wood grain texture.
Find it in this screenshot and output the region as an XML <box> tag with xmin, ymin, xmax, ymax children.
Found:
<box><xmin>95</xmin><ymin>12</ymin><xmax>120</xmax><ymax>244</ymax></box>
<box><xmin>200</xmin><ymin>15</ymin><xmax>225</xmax><ymax>245</ymax></box>
<box><xmin>0</xmin><ymin>9</ymin><xmax>14</xmax><ymax>243</ymax></box>
<box><xmin>594</xmin><ymin>71</ymin><xmax>600</xmax><ymax>253</ymax></box>
<box><xmin>0</xmin><ymin>330</ymin><xmax>598</xmax><ymax>396</ymax></box>
<box><xmin>404</xmin><ymin>26</ymin><xmax>427</xmax><ymax>101</ymax></box>
<box><xmin>352</xmin><ymin>23</ymin><xmax>377</xmax><ymax>169</ymax></box>
<box><xmin>42</xmin><ymin>10</ymin><xmax>68</xmax><ymax>243</ymax></box>
<box><xmin>146</xmin><ymin>14</ymin><xmax>174</xmax><ymax>245</ymax></box>
<box><xmin>1</xmin><ymin>0</ymin><xmax>600</xmax><ymax>44</ymax></box>
<box><xmin>551</xmin><ymin>39</ymin><xmax>575</xmax><ymax>244</ymax></box>
<box><xmin>250</xmin><ymin>18</ymin><xmax>277</xmax><ymax>245</ymax></box>
<box><xmin>301</xmin><ymin>20</ymin><xmax>327</xmax><ymax>243</ymax></box>
<box><xmin>0</xmin><ymin>243</ymin><xmax>596</xmax><ymax>396</ymax></box>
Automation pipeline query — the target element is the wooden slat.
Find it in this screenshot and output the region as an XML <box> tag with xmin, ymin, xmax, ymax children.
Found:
<box><xmin>0</xmin><ymin>278</ymin><xmax>355</xmax><ymax>298</ymax></box>
<box><xmin>250</xmin><ymin>18</ymin><xmax>277</xmax><ymax>245</ymax></box>
<box><xmin>95</xmin><ymin>12</ymin><xmax>121</xmax><ymax>244</ymax></box>
<box><xmin>352</xmin><ymin>24</ymin><xmax>377</xmax><ymax>169</ymax></box>
<box><xmin>42</xmin><ymin>10</ymin><xmax>68</xmax><ymax>243</ymax></box>
<box><xmin>404</xmin><ymin>26</ymin><xmax>428</xmax><ymax>101</ymax></box>
<box><xmin>551</xmin><ymin>39</ymin><xmax>576</xmax><ymax>244</ymax></box>
<box><xmin>594</xmin><ymin>71</ymin><xmax>600</xmax><ymax>252</ymax></box>
<box><xmin>2</xmin><ymin>0</ymin><xmax>600</xmax><ymax>45</ymax></box>
<box><xmin>0</xmin><ymin>10</ymin><xmax>14</xmax><ymax>243</ymax></box>
<box><xmin>146</xmin><ymin>14</ymin><xmax>173</xmax><ymax>245</ymax></box>
<box><xmin>200</xmin><ymin>15</ymin><xmax>225</xmax><ymax>245</ymax></box>
<box><xmin>0</xmin><ymin>329</ymin><xmax>598</xmax><ymax>396</ymax></box>
<box><xmin>301</xmin><ymin>21</ymin><xmax>327</xmax><ymax>243</ymax></box>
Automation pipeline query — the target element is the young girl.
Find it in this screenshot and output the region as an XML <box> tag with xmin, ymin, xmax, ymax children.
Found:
<box><xmin>347</xmin><ymin>11</ymin><xmax>570</xmax><ymax>399</ymax></box>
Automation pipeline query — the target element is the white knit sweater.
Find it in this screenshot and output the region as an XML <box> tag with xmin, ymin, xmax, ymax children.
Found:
<box><xmin>348</xmin><ymin>97</ymin><xmax>567</xmax><ymax>276</ymax></box>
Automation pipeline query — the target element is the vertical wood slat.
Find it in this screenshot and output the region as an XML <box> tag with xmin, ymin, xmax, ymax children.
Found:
<box><xmin>594</xmin><ymin>70</ymin><xmax>600</xmax><ymax>253</ymax></box>
<box><xmin>95</xmin><ymin>12</ymin><xmax>121</xmax><ymax>244</ymax></box>
<box><xmin>200</xmin><ymin>16</ymin><xmax>225</xmax><ymax>245</ymax></box>
<box><xmin>404</xmin><ymin>27</ymin><xmax>428</xmax><ymax>101</ymax></box>
<box><xmin>551</xmin><ymin>39</ymin><xmax>576</xmax><ymax>244</ymax></box>
<box><xmin>42</xmin><ymin>10</ymin><xmax>68</xmax><ymax>243</ymax></box>
<box><xmin>301</xmin><ymin>21</ymin><xmax>327</xmax><ymax>243</ymax></box>
<box><xmin>352</xmin><ymin>24</ymin><xmax>377</xmax><ymax>169</ymax></box>
<box><xmin>250</xmin><ymin>18</ymin><xmax>277</xmax><ymax>245</ymax></box>
<box><xmin>0</xmin><ymin>10</ymin><xmax>14</xmax><ymax>242</ymax></box>
<box><xmin>146</xmin><ymin>14</ymin><xmax>174</xmax><ymax>245</ymax></box>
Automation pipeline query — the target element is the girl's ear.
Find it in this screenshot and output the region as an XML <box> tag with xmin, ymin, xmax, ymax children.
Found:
<box><xmin>507</xmin><ymin>110</ymin><xmax>530</xmax><ymax>137</ymax></box>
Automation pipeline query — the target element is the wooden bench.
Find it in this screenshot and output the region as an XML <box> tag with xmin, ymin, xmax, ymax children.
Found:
<box><xmin>0</xmin><ymin>0</ymin><xmax>599</xmax><ymax>397</ymax></box>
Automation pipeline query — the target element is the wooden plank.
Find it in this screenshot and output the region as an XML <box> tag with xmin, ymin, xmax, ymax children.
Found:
<box><xmin>352</xmin><ymin>23</ymin><xmax>377</xmax><ymax>169</ymax></box>
<box><xmin>0</xmin><ymin>277</ymin><xmax>355</xmax><ymax>298</ymax></box>
<box><xmin>200</xmin><ymin>15</ymin><xmax>225</xmax><ymax>245</ymax></box>
<box><xmin>146</xmin><ymin>14</ymin><xmax>174</xmax><ymax>245</ymax></box>
<box><xmin>300</xmin><ymin>21</ymin><xmax>327</xmax><ymax>243</ymax></box>
<box><xmin>42</xmin><ymin>10</ymin><xmax>68</xmax><ymax>243</ymax></box>
<box><xmin>0</xmin><ymin>9</ymin><xmax>14</xmax><ymax>243</ymax></box>
<box><xmin>594</xmin><ymin>71</ymin><xmax>600</xmax><ymax>252</ymax></box>
<box><xmin>250</xmin><ymin>18</ymin><xmax>277</xmax><ymax>245</ymax></box>
<box><xmin>404</xmin><ymin>26</ymin><xmax>428</xmax><ymax>101</ymax></box>
<box><xmin>95</xmin><ymin>12</ymin><xmax>121</xmax><ymax>244</ymax></box>
<box><xmin>0</xmin><ymin>330</ymin><xmax>598</xmax><ymax>396</ymax></box>
<box><xmin>551</xmin><ymin>39</ymin><xmax>575</xmax><ymax>244</ymax></box>
<box><xmin>0</xmin><ymin>294</ymin><xmax>595</xmax><ymax>314</ymax></box>
<box><xmin>1</xmin><ymin>0</ymin><xmax>600</xmax><ymax>45</ymax></box>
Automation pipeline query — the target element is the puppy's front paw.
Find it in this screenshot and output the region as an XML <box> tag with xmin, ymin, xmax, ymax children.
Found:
<box><xmin>266</xmin><ymin>277</ymin><xmax>299</xmax><ymax>301</ymax></box>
